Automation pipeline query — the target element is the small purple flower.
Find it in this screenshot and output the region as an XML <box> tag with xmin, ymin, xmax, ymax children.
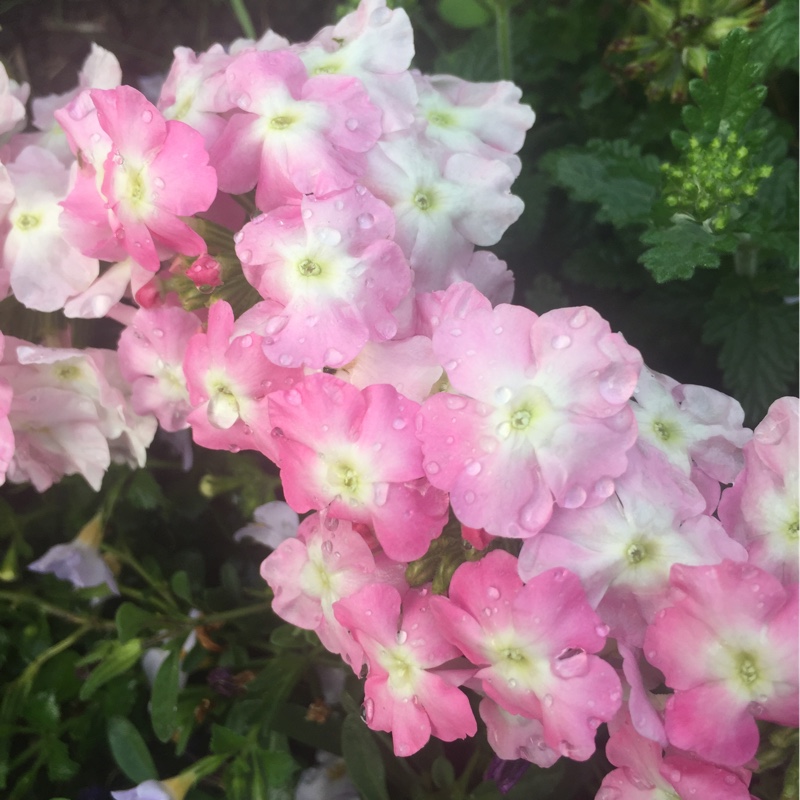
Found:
<box><xmin>484</xmin><ymin>757</ymin><xmax>530</xmax><ymax>794</ymax></box>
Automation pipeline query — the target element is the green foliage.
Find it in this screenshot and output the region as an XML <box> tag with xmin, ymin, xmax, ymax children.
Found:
<box><xmin>341</xmin><ymin>713</ymin><xmax>391</xmax><ymax>800</ymax></box>
<box><xmin>107</xmin><ymin>716</ymin><xmax>158</xmax><ymax>782</ymax></box>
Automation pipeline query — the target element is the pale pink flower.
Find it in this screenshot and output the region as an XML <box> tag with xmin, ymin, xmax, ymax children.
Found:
<box><xmin>0</xmin><ymin>62</ymin><xmax>28</xmax><ymax>137</ymax></box>
<box><xmin>235</xmin><ymin>187</ymin><xmax>411</xmax><ymax>369</ymax></box>
<box><xmin>334</xmin><ymin>582</ymin><xmax>477</xmax><ymax>756</ymax></box>
<box><xmin>209</xmin><ymin>49</ymin><xmax>382</xmax><ymax>211</ymax></box>
<box><xmin>644</xmin><ymin>560</ymin><xmax>799</xmax><ymax>766</ymax></box>
<box><xmin>430</xmin><ymin>550</ymin><xmax>622</xmax><ymax>761</ymax></box>
<box><xmin>417</xmin><ymin>284</ymin><xmax>642</xmax><ymax>538</ymax></box>
<box><xmin>479</xmin><ymin>697</ymin><xmax>560</xmax><ymax>767</ymax></box>
<box><xmin>718</xmin><ymin>397</ymin><xmax>799</xmax><ymax>583</ymax></box>
<box><xmin>268</xmin><ymin>373</ymin><xmax>449</xmax><ymax>562</ymax></box>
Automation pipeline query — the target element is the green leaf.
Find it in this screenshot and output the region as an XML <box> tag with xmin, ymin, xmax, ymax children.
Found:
<box><xmin>45</xmin><ymin>738</ymin><xmax>79</xmax><ymax>782</ymax></box>
<box><xmin>437</xmin><ymin>0</ymin><xmax>492</xmax><ymax>29</ymax></box>
<box><xmin>210</xmin><ymin>723</ymin><xmax>248</xmax><ymax>755</ymax></box>
<box><xmin>79</xmin><ymin>639</ymin><xmax>142</xmax><ymax>700</ymax></box>
<box><xmin>751</xmin><ymin>0</ymin><xmax>799</xmax><ymax>74</ymax></box>
<box><xmin>703</xmin><ymin>275</ymin><xmax>799</xmax><ymax>421</ymax></box>
<box><xmin>170</xmin><ymin>570</ymin><xmax>193</xmax><ymax>603</ymax></box>
<box><xmin>107</xmin><ymin>716</ymin><xmax>158</xmax><ymax>783</ymax></box>
<box><xmin>431</xmin><ymin>756</ymin><xmax>455</xmax><ymax>789</ymax></box>
<box><xmin>151</xmin><ymin>648</ymin><xmax>181</xmax><ymax>743</ymax></box>
<box><xmin>115</xmin><ymin>602</ymin><xmax>156</xmax><ymax>643</ymax></box>
<box><xmin>125</xmin><ymin>469</ymin><xmax>165</xmax><ymax>510</ymax></box>
<box><xmin>682</xmin><ymin>29</ymin><xmax>766</xmax><ymax>139</ymax></box>
<box><xmin>546</xmin><ymin>139</ymin><xmax>661</xmax><ymax>228</ymax></box>
<box><xmin>22</xmin><ymin>691</ymin><xmax>59</xmax><ymax>732</ymax></box>
<box><xmin>639</xmin><ymin>222</ymin><xmax>724</xmax><ymax>282</ymax></box>
<box><xmin>341</xmin><ymin>713</ymin><xmax>390</xmax><ymax>800</ymax></box>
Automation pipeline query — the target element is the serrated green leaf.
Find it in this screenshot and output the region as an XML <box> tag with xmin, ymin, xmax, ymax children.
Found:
<box><xmin>639</xmin><ymin>222</ymin><xmax>724</xmax><ymax>281</ymax></box>
<box><xmin>107</xmin><ymin>716</ymin><xmax>158</xmax><ymax>783</ymax></box>
<box><xmin>341</xmin><ymin>713</ymin><xmax>390</xmax><ymax>800</ymax></box>
<box><xmin>79</xmin><ymin>639</ymin><xmax>142</xmax><ymax>700</ymax></box>
<box><xmin>115</xmin><ymin>602</ymin><xmax>156</xmax><ymax>643</ymax></box>
<box><xmin>703</xmin><ymin>278</ymin><xmax>799</xmax><ymax>421</ymax></box>
<box><xmin>546</xmin><ymin>139</ymin><xmax>661</xmax><ymax>228</ymax></box>
<box><xmin>21</xmin><ymin>690</ymin><xmax>59</xmax><ymax>731</ymax></box>
<box><xmin>751</xmin><ymin>0</ymin><xmax>799</xmax><ymax>74</ymax></box>
<box><xmin>151</xmin><ymin>648</ymin><xmax>181</xmax><ymax>742</ymax></box>
<box><xmin>683</xmin><ymin>29</ymin><xmax>766</xmax><ymax>139</ymax></box>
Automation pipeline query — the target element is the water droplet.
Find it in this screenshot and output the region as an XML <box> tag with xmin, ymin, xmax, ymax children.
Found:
<box><xmin>362</xmin><ymin>698</ymin><xmax>374</xmax><ymax>723</ymax></box>
<box><xmin>543</xmin><ymin>694</ymin><xmax>554</xmax><ymax>708</ymax></box>
<box><xmin>569</xmin><ymin>308</ymin><xmax>588</xmax><ymax>328</ymax></box>
<box><xmin>724</xmin><ymin>775</ymin><xmax>736</xmax><ymax>786</ymax></box>
<box><xmin>449</xmin><ymin>327</ymin><xmax>462</xmax><ymax>337</ymax></box>
<box><xmin>444</xmin><ymin>359</ymin><xmax>459</xmax><ymax>371</ymax></box>
<box><xmin>154</xmin><ymin>177</ymin><xmax>165</xmax><ymax>190</ymax></box>
<box><xmin>392</xmin><ymin>417</ymin><xmax>407</xmax><ymax>430</ymax></box>
<box><xmin>233</xmin><ymin>230</ymin><xmax>244</xmax><ymax>243</ymax></box>
<box><xmin>265</xmin><ymin>315</ymin><xmax>289</xmax><ymax>335</ymax></box>
<box><xmin>278</xmin><ymin>354</ymin><xmax>293</xmax><ymax>366</ymax></box>
<box><xmin>356</xmin><ymin>212</ymin><xmax>375</xmax><ymax>229</ymax></box>
<box><xmin>669</xmin><ymin>769</ymin><xmax>681</xmax><ymax>783</ymax></box>
<box><xmin>345</xmin><ymin>117</ymin><xmax>359</xmax><ymax>131</ymax></box>
<box><xmin>322</xmin><ymin>539</ymin><xmax>333</xmax><ymax>554</ymax></box>
<box><xmin>285</xmin><ymin>389</ymin><xmax>302</xmax><ymax>406</ymax></box>
<box><xmin>396</xmin><ymin>630</ymin><xmax>408</xmax><ymax>644</ymax></box>
<box><xmin>239</xmin><ymin>334</ymin><xmax>253</xmax><ymax>349</ymax></box>
<box><xmin>594</xmin><ymin>478</ymin><xmax>614</xmax><ymax>498</ymax></box>
<box><xmin>562</xmin><ymin>486</ymin><xmax>587</xmax><ymax>508</ymax></box>
<box><xmin>239</xmin><ymin>248</ymin><xmax>252</xmax><ymax>264</ymax></box>
<box><xmin>465</xmin><ymin>460</ymin><xmax>481</xmax><ymax>476</ymax></box>
<box><xmin>496</xmin><ymin>421</ymin><xmax>512</xmax><ymax>439</ymax></box>
<box><xmin>445</xmin><ymin>395</ymin><xmax>467</xmax><ymax>410</ymax></box>
<box><xmin>425</xmin><ymin>461</ymin><xmax>440</xmax><ymax>475</ymax></box>
<box><xmin>373</xmin><ymin>482</ymin><xmax>389</xmax><ymax>507</ymax></box>
<box><xmin>324</xmin><ymin>347</ymin><xmax>344</xmax><ymax>364</ymax></box>
<box><xmin>152</xmin><ymin>328</ymin><xmax>164</xmax><ymax>338</ymax></box>
<box><xmin>493</xmin><ymin>326</ymin><xmax>504</xmax><ymax>334</ymax></box>
<box><xmin>464</xmin><ymin>491</ymin><xmax>476</xmax><ymax>504</ymax></box>
<box><xmin>141</xmin><ymin>109</ymin><xmax>153</xmax><ymax>123</ymax></box>
<box><xmin>486</xmin><ymin>586</ymin><xmax>500</xmax><ymax>600</ymax></box>
<box><xmin>228</xmin><ymin>444</ymin><xmax>240</xmax><ymax>453</ymax></box>
<box><xmin>595</xmin><ymin>623</ymin><xmax>610</xmax><ymax>638</ymax></box>
<box><xmin>493</xmin><ymin>386</ymin><xmax>513</xmax><ymax>405</ymax></box>
<box><xmin>507</xmin><ymin>678</ymin><xmax>517</xmax><ymax>688</ymax></box>
<box><xmin>551</xmin><ymin>334</ymin><xmax>571</xmax><ymax>349</ymax></box>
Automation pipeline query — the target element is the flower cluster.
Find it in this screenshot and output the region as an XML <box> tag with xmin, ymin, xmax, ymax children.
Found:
<box><xmin>0</xmin><ymin>0</ymin><xmax>796</xmax><ymax>796</ymax></box>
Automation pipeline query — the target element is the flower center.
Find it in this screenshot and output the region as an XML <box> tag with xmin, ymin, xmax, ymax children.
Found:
<box><xmin>298</xmin><ymin>258</ymin><xmax>322</xmax><ymax>277</ymax></box>
<box><xmin>270</xmin><ymin>115</ymin><xmax>294</xmax><ymax>130</ymax></box>
<box><xmin>735</xmin><ymin>652</ymin><xmax>760</xmax><ymax>686</ymax></box>
<box><xmin>626</xmin><ymin>541</ymin><xmax>648</xmax><ymax>564</ymax></box>
<box><xmin>14</xmin><ymin>212</ymin><xmax>41</xmax><ymax>231</ymax></box>
<box><xmin>652</xmin><ymin>420</ymin><xmax>673</xmax><ymax>441</ymax></box>
<box><xmin>413</xmin><ymin>190</ymin><xmax>433</xmax><ymax>211</ymax></box>
<box><xmin>510</xmin><ymin>409</ymin><xmax>532</xmax><ymax>430</ymax></box>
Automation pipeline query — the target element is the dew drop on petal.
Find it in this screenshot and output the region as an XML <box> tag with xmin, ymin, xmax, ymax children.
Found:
<box><xmin>392</xmin><ymin>417</ymin><xmax>407</xmax><ymax>430</ymax></box>
<box><xmin>551</xmin><ymin>334</ymin><xmax>571</xmax><ymax>349</ymax></box>
<box><xmin>464</xmin><ymin>491</ymin><xmax>476</xmax><ymax>504</ymax></box>
<box><xmin>278</xmin><ymin>354</ymin><xmax>293</xmax><ymax>366</ymax></box>
<box><xmin>141</xmin><ymin>109</ymin><xmax>153</xmax><ymax>123</ymax></box>
<box><xmin>322</xmin><ymin>539</ymin><xmax>333</xmax><ymax>554</ymax></box>
<box><xmin>507</xmin><ymin>678</ymin><xmax>517</xmax><ymax>688</ymax></box>
<box><xmin>594</xmin><ymin>478</ymin><xmax>615</xmax><ymax>499</ymax></box>
<box><xmin>239</xmin><ymin>249</ymin><xmax>252</xmax><ymax>264</ymax></box>
<box><xmin>486</xmin><ymin>586</ymin><xmax>500</xmax><ymax>600</ymax></box>
<box><xmin>285</xmin><ymin>389</ymin><xmax>302</xmax><ymax>406</ymax></box>
<box><xmin>233</xmin><ymin>230</ymin><xmax>244</xmax><ymax>244</ymax></box>
<box><xmin>543</xmin><ymin>694</ymin><xmax>554</xmax><ymax>708</ymax></box>
<box><xmin>445</xmin><ymin>395</ymin><xmax>467</xmax><ymax>410</ymax></box>
<box><xmin>425</xmin><ymin>461</ymin><xmax>440</xmax><ymax>475</ymax></box>
<box><xmin>569</xmin><ymin>308</ymin><xmax>588</xmax><ymax>328</ymax></box>
<box><xmin>396</xmin><ymin>630</ymin><xmax>408</xmax><ymax>644</ymax></box>
<box><xmin>496</xmin><ymin>421</ymin><xmax>512</xmax><ymax>440</ymax></box>
<box><xmin>317</xmin><ymin>227</ymin><xmax>342</xmax><ymax>246</ymax></box>
<box><xmin>444</xmin><ymin>359</ymin><xmax>459</xmax><ymax>372</ymax></box>
<box><xmin>265</xmin><ymin>315</ymin><xmax>289</xmax><ymax>335</ymax></box>
<box><xmin>373</xmin><ymin>482</ymin><xmax>389</xmax><ymax>507</ymax></box>
<box><xmin>493</xmin><ymin>386</ymin><xmax>513</xmax><ymax>405</ymax></box>
<box><xmin>494</xmin><ymin>326</ymin><xmax>504</xmax><ymax>335</ymax></box>
<box><xmin>450</xmin><ymin>327</ymin><xmax>462</xmax><ymax>337</ymax></box>
<box><xmin>154</xmin><ymin>177</ymin><xmax>166</xmax><ymax>190</ymax></box>
<box><xmin>595</xmin><ymin>623</ymin><xmax>610</xmax><ymax>638</ymax></box>
<box><xmin>324</xmin><ymin>347</ymin><xmax>344</xmax><ymax>364</ymax></box>
<box><xmin>239</xmin><ymin>334</ymin><xmax>253</xmax><ymax>348</ymax></box>
<box><xmin>562</xmin><ymin>486</ymin><xmax>587</xmax><ymax>509</ymax></box>
<box><xmin>362</xmin><ymin>698</ymin><xmax>374</xmax><ymax>723</ymax></box>
<box><xmin>302</xmin><ymin>208</ymin><xmax>313</xmax><ymax>220</ymax></box>
<box><xmin>357</xmin><ymin>212</ymin><xmax>374</xmax><ymax>229</ymax></box>
<box><xmin>465</xmin><ymin>460</ymin><xmax>481</xmax><ymax>476</ymax></box>
<box><xmin>152</xmin><ymin>328</ymin><xmax>164</xmax><ymax>338</ymax></box>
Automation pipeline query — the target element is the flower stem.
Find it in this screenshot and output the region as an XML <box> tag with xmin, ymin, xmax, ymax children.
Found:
<box><xmin>228</xmin><ymin>0</ymin><xmax>257</xmax><ymax>39</ymax></box>
<box><xmin>494</xmin><ymin>0</ymin><xmax>513</xmax><ymax>81</ymax></box>
<box><xmin>0</xmin><ymin>590</ymin><xmax>115</xmax><ymax>630</ymax></box>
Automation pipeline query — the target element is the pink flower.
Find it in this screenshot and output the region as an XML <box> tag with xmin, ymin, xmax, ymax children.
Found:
<box><xmin>430</xmin><ymin>550</ymin><xmax>622</xmax><ymax>761</ymax></box>
<box><xmin>268</xmin><ymin>373</ymin><xmax>449</xmax><ymax>561</ymax></box>
<box><xmin>56</xmin><ymin>85</ymin><xmax>217</xmax><ymax>270</ymax></box>
<box><xmin>235</xmin><ymin>187</ymin><xmax>411</xmax><ymax>369</ymax></box>
<box><xmin>417</xmin><ymin>284</ymin><xmax>642</xmax><ymax>538</ymax></box>
<box><xmin>334</xmin><ymin>582</ymin><xmax>477</xmax><ymax>756</ymax></box>
<box><xmin>644</xmin><ymin>560</ymin><xmax>799</xmax><ymax>766</ymax></box>
<box><xmin>209</xmin><ymin>49</ymin><xmax>381</xmax><ymax>211</ymax></box>
<box><xmin>718</xmin><ymin>397</ymin><xmax>798</xmax><ymax>583</ymax></box>
<box><xmin>261</xmin><ymin>512</ymin><xmax>402</xmax><ymax>670</ymax></box>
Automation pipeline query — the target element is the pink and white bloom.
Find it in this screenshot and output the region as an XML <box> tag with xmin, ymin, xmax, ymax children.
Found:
<box><xmin>644</xmin><ymin>560</ymin><xmax>799</xmax><ymax>766</ymax></box>
<box><xmin>268</xmin><ymin>373</ymin><xmax>449</xmax><ymax>561</ymax></box>
<box><xmin>479</xmin><ymin>697</ymin><xmax>560</xmax><ymax>767</ymax></box>
<box><xmin>235</xmin><ymin>187</ymin><xmax>412</xmax><ymax>369</ymax></box>
<box><xmin>430</xmin><ymin>550</ymin><xmax>622</xmax><ymax>761</ymax></box>
<box><xmin>261</xmin><ymin>512</ymin><xmax>404</xmax><ymax>670</ymax></box>
<box><xmin>118</xmin><ymin>305</ymin><xmax>203</xmax><ymax>431</ymax></box>
<box><xmin>183</xmin><ymin>300</ymin><xmax>301</xmax><ymax>459</ymax></box>
<box><xmin>597</xmin><ymin>708</ymin><xmax>754</xmax><ymax>800</ymax></box>
<box><xmin>334</xmin><ymin>582</ymin><xmax>477</xmax><ymax>756</ymax></box>
<box><xmin>209</xmin><ymin>49</ymin><xmax>382</xmax><ymax>211</ymax></box>
<box><xmin>1</xmin><ymin>146</ymin><xmax>99</xmax><ymax>311</ymax></box>
<box><xmin>417</xmin><ymin>284</ymin><xmax>642</xmax><ymax>538</ymax></box>
<box><xmin>718</xmin><ymin>397</ymin><xmax>799</xmax><ymax>582</ymax></box>
<box><xmin>56</xmin><ymin>85</ymin><xmax>217</xmax><ymax>271</ymax></box>
<box><xmin>518</xmin><ymin>444</ymin><xmax>747</xmax><ymax>647</ymax></box>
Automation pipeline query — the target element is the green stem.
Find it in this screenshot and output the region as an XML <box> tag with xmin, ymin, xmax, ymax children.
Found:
<box><xmin>19</xmin><ymin>623</ymin><xmax>92</xmax><ymax>685</ymax></box>
<box><xmin>453</xmin><ymin>746</ymin><xmax>483</xmax><ymax>797</ymax></box>
<box><xmin>105</xmin><ymin>545</ymin><xmax>177</xmax><ymax>610</ymax></box>
<box><xmin>494</xmin><ymin>0</ymin><xmax>513</xmax><ymax>81</ymax></box>
<box><xmin>0</xmin><ymin>590</ymin><xmax>115</xmax><ymax>630</ymax></box>
<box><xmin>199</xmin><ymin>601</ymin><xmax>274</xmax><ymax>626</ymax></box>
<box><xmin>228</xmin><ymin>0</ymin><xmax>257</xmax><ymax>39</ymax></box>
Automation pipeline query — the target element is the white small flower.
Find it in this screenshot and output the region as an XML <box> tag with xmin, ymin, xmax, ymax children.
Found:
<box><xmin>234</xmin><ymin>501</ymin><xmax>299</xmax><ymax>548</ymax></box>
